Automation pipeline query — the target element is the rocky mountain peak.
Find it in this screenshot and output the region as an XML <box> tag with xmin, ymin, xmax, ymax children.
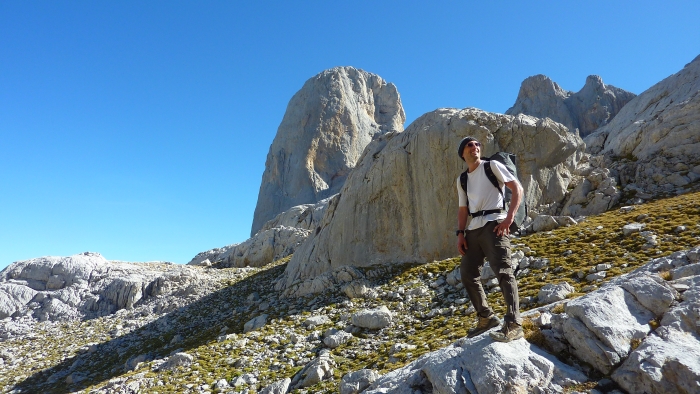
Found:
<box><xmin>250</xmin><ymin>66</ymin><xmax>405</xmax><ymax>236</ymax></box>
<box><xmin>506</xmin><ymin>74</ymin><xmax>636</xmax><ymax>137</ymax></box>
<box><xmin>520</xmin><ymin>74</ymin><xmax>571</xmax><ymax>99</ymax></box>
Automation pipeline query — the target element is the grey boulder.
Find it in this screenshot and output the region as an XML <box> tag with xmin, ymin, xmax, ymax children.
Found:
<box><xmin>538</xmin><ymin>282</ymin><xmax>575</xmax><ymax>304</ymax></box>
<box><xmin>340</xmin><ymin>369</ymin><xmax>379</xmax><ymax>394</ymax></box>
<box><xmin>351</xmin><ymin>306</ymin><xmax>392</xmax><ymax>329</ymax></box>
<box><xmin>365</xmin><ymin>335</ymin><xmax>587</xmax><ymax>394</ymax></box>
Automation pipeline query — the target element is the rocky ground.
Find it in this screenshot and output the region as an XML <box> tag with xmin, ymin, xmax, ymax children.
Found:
<box><xmin>1</xmin><ymin>188</ymin><xmax>700</xmax><ymax>393</ymax></box>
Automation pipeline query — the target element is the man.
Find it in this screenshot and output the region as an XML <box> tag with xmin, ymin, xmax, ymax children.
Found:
<box><xmin>456</xmin><ymin>136</ymin><xmax>523</xmax><ymax>342</ymax></box>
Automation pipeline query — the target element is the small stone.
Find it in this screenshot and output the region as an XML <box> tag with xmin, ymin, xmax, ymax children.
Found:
<box><xmin>304</xmin><ymin>315</ymin><xmax>330</xmax><ymax>328</ymax></box>
<box><xmin>622</xmin><ymin>223</ymin><xmax>645</xmax><ymax>236</ymax></box>
<box><xmin>586</xmin><ymin>272</ymin><xmax>606</xmax><ymax>282</ymax></box>
<box><xmin>671</xmin><ymin>283</ymin><xmax>690</xmax><ymax>292</ymax></box>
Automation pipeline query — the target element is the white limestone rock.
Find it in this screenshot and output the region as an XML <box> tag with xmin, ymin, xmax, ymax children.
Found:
<box><xmin>189</xmin><ymin>197</ymin><xmax>333</xmax><ymax>269</ymax></box>
<box><xmin>538</xmin><ymin>282</ymin><xmax>575</xmax><ymax>304</ymax></box>
<box><xmin>158</xmin><ymin>352</ymin><xmax>193</xmax><ymax>371</ymax></box>
<box><xmin>303</xmin><ymin>315</ymin><xmax>330</xmax><ymax>329</ymax></box>
<box><xmin>279</xmin><ymin>108</ymin><xmax>584</xmax><ymax>290</ymax></box>
<box><xmin>612</xmin><ymin>326</ymin><xmax>700</xmax><ymax>394</ymax></box>
<box><xmin>585</xmin><ymin>55</ymin><xmax>700</xmax><ymax>195</ymax></box>
<box><xmin>0</xmin><ymin>252</ymin><xmax>202</xmax><ymax>322</ymax></box>
<box><xmin>586</xmin><ymin>55</ymin><xmax>700</xmax><ymax>162</ymax></box>
<box><xmin>291</xmin><ymin>349</ymin><xmax>336</xmax><ymax>388</ymax></box>
<box><xmin>259</xmin><ymin>378</ymin><xmax>291</xmax><ymax>394</ymax></box>
<box><xmin>365</xmin><ymin>335</ymin><xmax>587</xmax><ymax>394</ymax></box>
<box><xmin>279</xmin><ymin>263</ymin><xmax>364</xmax><ymax>298</ymax></box>
<box><xmin>617</xmin><ymin>274</ymin><xmax>678</xmax><ymax>316</ymax></box>
<box><xmin>251</xmin><ymin>66</ymin><xmax>405</xmax><ymax>235</ymax></box>
<box><xmin>622</xmin><ymin>223</ymin><xmax>645</xmax><ymax>236</ymax></box>
<box><xmin>506</xmin><ymin>74</ymin><xmax>635</xmax><ymax>137</ymax></box>
<box><xmin>560</xmin><ymin>167</ymin><xmax>622</xmax><ymax>217</ymax></box>
<box><xmin>342</xmin><ymin>279</ymin><xmax>372</xmax><ymax>299</ymax></box>
<box><xmin>0</xmin><ymin>283</ymin><xmax>37</xmax><ymax>319</ymax></box>
<box><xmin>218</xmin><ymin>226</ymin><xmax>311</xmax><ymax>268</ymax></box>
<box><xmin>186</xmin><ymin>244</ymin><xmax>237</xmax><ymax>266</ymax></box>
<box><xmin>672</xmin><ymin>262</ymin><xmax>700</xmax><ymax>280</ymax></box>
<box><xmin>351</xmin><ymin>306</ymin><xmax>392</xmax><ymax>329</ymax></box>
<box><xmin>323</xmin><ymin>328</ymin><xmax>353</xmax><ymax>348</ymax></box>
<box><xmin>563</xmin><ymin>286</ymin><xmax>656</xmax><ymax>374</ymax></box>
<box><xmin>340</xmin><ymin>369</ymin><xmax>380</xmax><ymax>394</ymax></box>
<box><xmin>259</xmin><ymin>196</ymin><xmax>334</xmax><ymax>233</ymax></box>
<box><xmin>243</xmin><ymin>314</ymin><xmax>268</xmax><ymax>333</ymax></box>
<box><xmin>530</xmin><ymin>215</ymin><xmax>577</xmax><ymax>232</ymax></box>
<box><xmin>611</xmin><ymin>278</ymin><xmax>700</xmax><ymax>393</ymax></box>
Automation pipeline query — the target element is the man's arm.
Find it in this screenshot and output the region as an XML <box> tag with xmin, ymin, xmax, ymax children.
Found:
<box><xmin>457</xmin><ymin>206</ymin><xmax>469</xmax><ymax>255</ymax></box>
<box><xmin>493</xmin><ymin>179</ymin><xmax>523</xmax><ymax>237</ymax></box>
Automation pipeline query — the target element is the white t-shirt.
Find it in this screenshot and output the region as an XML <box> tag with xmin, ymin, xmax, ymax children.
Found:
<box><xmin>457</xmin><ymin>160</ymin><xmax>516</xmax><ymax>230</ymax></box>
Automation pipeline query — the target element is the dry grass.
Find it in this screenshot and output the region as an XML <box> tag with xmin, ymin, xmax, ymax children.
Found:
<box><xmin>649</xmin><ymin>318</ymin><xmax>661</xmax><ymax>331</ymax></box>
<box><xmin>658</xmin><ymin>270</ymin><xmax>673</xmax><ymax>281</ymax></box>
<box><xmin>521</xmin><ymin>318</ymin><xmax>546</xmax><ymax>348</ymax></box>
<box><xmin>630</xmin><ymin>338</ymin><xmax>643</xmax><ymax>350</ymax></box>
<box><xmin>551</xmin><ymin>303</ymin><xmax>566</xmax><ymax>314</ymax></box>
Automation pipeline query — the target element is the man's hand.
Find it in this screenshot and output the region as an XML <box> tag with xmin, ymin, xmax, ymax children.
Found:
<box><xmin>493</xmin><ymin>217</ymin><xmax>513</xmax><ymax>237</ymax></box>
<box><xmin>457</xmin><ymin>234</ymin><xmax>468</xmax><ymax>255</ymax></box>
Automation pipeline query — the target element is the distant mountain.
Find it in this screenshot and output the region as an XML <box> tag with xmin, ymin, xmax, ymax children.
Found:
<box><xmin>506</xmin><ymin>74</ymin><xmax>636</xmax><ymax>137</ymax></box>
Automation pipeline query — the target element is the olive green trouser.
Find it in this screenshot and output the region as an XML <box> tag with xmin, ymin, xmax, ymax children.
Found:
<box><xmin>460</xmin><ymin>220</ymin><xmax>522</xmax><ymax>325</ymax></box>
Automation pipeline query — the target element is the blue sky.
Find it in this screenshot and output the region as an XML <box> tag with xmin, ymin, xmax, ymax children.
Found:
<box><xmin>1</xmin><ymin>1</ymin><xmax>698</xmax><ymax>270</ymax></box>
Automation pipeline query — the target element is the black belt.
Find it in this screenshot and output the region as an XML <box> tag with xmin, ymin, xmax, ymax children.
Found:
<box><xmin>469</xmin><ymin>209</ymin><xmax>503</xmax><ymax>218</ymax></box>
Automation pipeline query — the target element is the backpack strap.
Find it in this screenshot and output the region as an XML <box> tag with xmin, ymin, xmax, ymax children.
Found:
<box><xmin>459</xmin><ymin>171</ymin><xmax>469</xmax><ymax>210</ymax></box>
<box><xmin>460</xmin><ymin>164</ymin><xmax>506</xmax><ymax>217</ymax></box>
<box><xmin>483</xmin><ymin>161</ymin><xmax>506</xmax><ymax>211</ymax></box>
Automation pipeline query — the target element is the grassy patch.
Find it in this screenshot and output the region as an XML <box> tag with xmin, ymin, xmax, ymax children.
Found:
<box><xmin>522</xmin><ymin>318</ymin><xmax>546</xmax><ymax>348</ymax></box>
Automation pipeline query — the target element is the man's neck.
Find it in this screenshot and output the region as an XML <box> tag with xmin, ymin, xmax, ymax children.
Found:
<box><xmin>467</xmin><ymin>157</ymin><xmax>481</xmax><ymax>173</ymax></box>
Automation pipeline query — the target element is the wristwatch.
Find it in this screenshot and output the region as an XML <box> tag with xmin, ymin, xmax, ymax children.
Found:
<box><xmin>455</xmin><ymin>230</ymin><xmax>465</xmax><ymax>236</ymax></box>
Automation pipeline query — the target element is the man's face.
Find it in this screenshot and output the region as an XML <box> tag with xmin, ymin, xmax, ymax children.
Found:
<box><xmin>462</xmin><ymin>140</ymin><xmax>481</xmax><ymax>161</ymax></box>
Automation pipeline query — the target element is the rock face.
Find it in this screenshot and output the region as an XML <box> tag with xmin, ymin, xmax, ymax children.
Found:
<box><xmin>506</xmin><ymin>74</ymin><xmax>636</xmax><ymax>137</ymax></box>
<box><xmin>250</xmin><ymin>66</ymin><xmax>405</xmax><ymax>236</ymax></box>
<box><xmin>587</xmin><ymin>55</ymin><xmax>700</xmax><ymax>162</ymax></box>
<box><xmin>188</xmin><ymin>196</ymin><xmax>333</xmax><ymax>268</ymax></box>
<box><xmin>559</xmin><ymin>160</ymin><xmax>623</xmax><ymax>217</ymax></box>
<box><xmin>278</xmin><ymin>108</ymin><xmax>584</xmax><ymax>292</ymax></box>
<box><xmin>0</xmin><ymin>252</ymin><xmax>203</xmax><ymax>322</ymax></box>
<box><xmin>585</xmin><ymin>55</ymin><xmax>700</xmax><ymax>195</ymax></box>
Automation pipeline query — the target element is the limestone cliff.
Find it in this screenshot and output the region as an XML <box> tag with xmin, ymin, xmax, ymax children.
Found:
<box><xmin>250</xmin><ymin>67</ymin><xmax>405</xmax><ymax>236</ymax></box>
<box><xmin>279</xmin><ymin>108</ymin><xmax>584</xmax><ymax>291</ymax></box>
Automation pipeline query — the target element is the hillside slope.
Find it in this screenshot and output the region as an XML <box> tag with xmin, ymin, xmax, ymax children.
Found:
<box><xmin>2</xmin><ymin>189</ymin><xmax>699</xmax><ymax>393</ymax></box>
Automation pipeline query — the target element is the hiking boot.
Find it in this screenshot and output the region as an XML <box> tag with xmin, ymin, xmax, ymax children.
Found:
<box><xmin>467</xmin><ymin>314</ymin><xmax>500</xmax><ymax>338</ymax></box>
<box><xmin>489</xmin><ymin>321</ymin><xmax>524</xmax><ymax>343</ymax></box>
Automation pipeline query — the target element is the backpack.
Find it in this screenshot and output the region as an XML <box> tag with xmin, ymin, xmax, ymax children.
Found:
<box><xmin>460</xmin><ymin>152</ymin><xmax>528</xmax><ymax>234</ymax></box>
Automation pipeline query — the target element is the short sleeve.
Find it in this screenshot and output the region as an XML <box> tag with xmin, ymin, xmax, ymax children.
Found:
<box><xmin>457</xmin><ymin>176</ymin><xmax>467</xmax><ymax>207</ymax></box>
<box><xmin>490</xmin><ymin>160</ymin><xmax>516</xmax><ymax>184</ymax></box>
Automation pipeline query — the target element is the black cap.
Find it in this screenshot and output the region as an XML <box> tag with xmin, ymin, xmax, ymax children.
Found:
<box><xmin>457</xmin><ymin>137</ymin><xmax>478</xmax><ymax>161</ymax></box>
